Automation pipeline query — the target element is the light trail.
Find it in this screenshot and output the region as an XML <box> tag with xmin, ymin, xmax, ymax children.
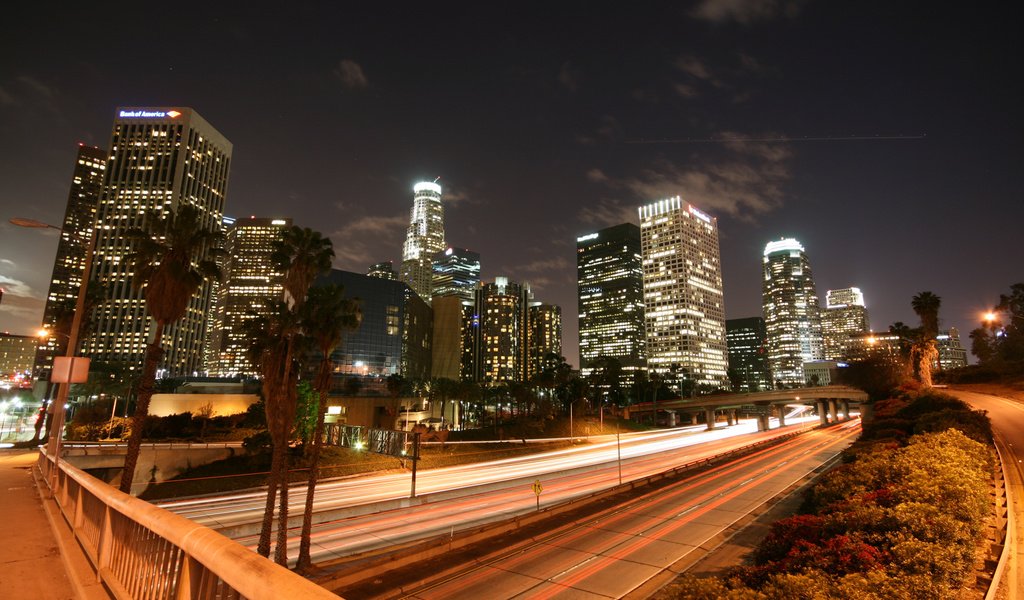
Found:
<box><xmin>389</xmin><ymin>421</ymin><xmax>860</xmax><ymax>600</ymax></box>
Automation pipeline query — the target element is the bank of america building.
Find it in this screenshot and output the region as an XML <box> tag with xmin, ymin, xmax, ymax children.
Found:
<box><xmin>83</xmin><ymin>107</ymin><xmax>232</xmax><ymax>375</ymax></box>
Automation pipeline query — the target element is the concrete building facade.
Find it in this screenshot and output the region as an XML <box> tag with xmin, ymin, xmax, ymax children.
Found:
<box><xmin>822</xmin><ymin>287</ymin><xmax>870</xmax><ymax>361</ymax></box>
<box><xmin>638</xmin><ymin>197</ymin><xmax>728</xmax><ymax>388</ymax></box>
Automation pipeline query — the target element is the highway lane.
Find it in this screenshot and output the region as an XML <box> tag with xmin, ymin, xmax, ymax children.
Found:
<box><xmin>232</xmin><ymin>416</ymin><xmax>818</xmax><ymax>564</ymax></box>
<box><xmin>951</xmin><ymin>388</ymin><xmax>1024</xmax><ymax>600</ymax></box>
<box><xmin>159</xmin><ymin>414</ymin><xmax>820</xmax><ymax>535</ymax></box>
<box><xmin>364</xmin><ymin>420</ymin><xmax>861</xmax><ymax>600</ymax></box>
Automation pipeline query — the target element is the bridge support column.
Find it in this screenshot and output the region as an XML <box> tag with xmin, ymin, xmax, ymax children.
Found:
<box><xmin>817</xmin><ymin>400</ymin><xmax>829</xmax><ymax>426</ymax></box>
<box><xmin>828</xmin><ymin>399</ymin><xmax>839</xmax><ymax>423</ymax></box>
<box><xmin>757</xmin><ymin>410</ymin><xmax>770</xmax><ymax>431</ymax></box>
<box><xmin>841</xmin><ymin>400</ymin><xmax>850</xmax><ymax>420</ymax></box>
<box><xmin>667</xmin><ymin>410</ymin><xmax>677</xmax><ymax>427</ymax></box>
<box><xmin>776</xmin><ymin>405</ymin><xmax>786</xmax><ymax>427</ymax></box>
<box><xmin>726</xmin><ymin>410</ymin><xmax>735</xmax><ymax>426</ymax></box>
<box><xmin>691</xmin><ymin>413</ymin><xmax>698</xmax><ymax>425</ymax></box>
<box><xmin>705</xmin><ymin>408</ymin><xmax>716</xmax><ymax>430</ymax></box>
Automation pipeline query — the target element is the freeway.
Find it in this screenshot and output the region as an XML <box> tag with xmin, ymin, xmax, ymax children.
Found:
<box><xmin>350</xmin><ymin>420</ymin><xmax>860</xmax><ymax>599</ymax></box>
<box><xmin>159</xmin><ymin>415</ymin><xmax>819</xmax><ymax>532</ymax></box>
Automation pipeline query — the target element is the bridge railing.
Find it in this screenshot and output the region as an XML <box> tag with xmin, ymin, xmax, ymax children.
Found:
<box><xmin>37</xmin><ymin>450</ymin><xmax>339</xmax><ymax>600</ymax></box>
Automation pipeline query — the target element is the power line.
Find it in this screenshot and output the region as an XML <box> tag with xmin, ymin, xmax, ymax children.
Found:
<box><xmin>625</xmin><ymin>133</ymin><xmax>927</xmax><ymax>144</ymax></box>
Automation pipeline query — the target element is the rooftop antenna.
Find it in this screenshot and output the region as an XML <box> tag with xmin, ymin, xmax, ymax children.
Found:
<box><xmin>433</xmin><ymin>176</ymin><xmax>441</xmax><ymax>183</ymax></box>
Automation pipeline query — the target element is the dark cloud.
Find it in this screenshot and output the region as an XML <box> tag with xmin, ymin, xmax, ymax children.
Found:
<box><xmin>333</xmin><ymin>59</ymin><xmax>369</xmax><ymax>89</ymax></box>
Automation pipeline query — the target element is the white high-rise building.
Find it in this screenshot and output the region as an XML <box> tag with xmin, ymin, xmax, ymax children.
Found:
<box><xmin>638</xmin><ymin>197</ymin><xmax>728</xmax><ymax>388</ymax></box>
<box><xmin>762</xmin><ymin>238</ymin><xmax>824</xmax><ymax>387</ymax></box>
<box><xmin>822</xmin><ymin>287</ymin><xmax>870</xmax><ymax>361</ymax></box>
<box><xmin>400</xmin><ymin>181</ymin><xmax>446</xmax><ymax>303</ymax></box>
<box><xmin>83</xmin><ymin>107</ymin><xmax>232</xmax><ymax>376</ymax></box>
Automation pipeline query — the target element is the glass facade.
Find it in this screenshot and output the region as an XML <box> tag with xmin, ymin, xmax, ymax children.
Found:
<box><xmin>317</xmin><ymin>270</ymin><xmax>432</xmax><ymax>392</ymax></box>
<box><xmin>762</xmin><ymin>238</ymin><xmax>824</xmax><ymax>387</ymax></box>
<box><xmin>725</xmin><ymin>317</ymin><xmax>771</xmax><ymax>392</ymax></box>
<box><xmin>576</xmin><ymin>223</ymin><xmax>646</xmax><ymax>392</ymax></box>
<box><xmin>432</xmin><ymin>247</ymin><xmax>480</xmax><ymax>301</ymax></box>
<box><xmin>528</xmin><ymin>302</ymin><xmax>562</xmax><ymax>379</ymax></box>
<box><xmin>639</xmin><ymin>197</ymin><xmax>728</xmax><ymax>388</ymax></box>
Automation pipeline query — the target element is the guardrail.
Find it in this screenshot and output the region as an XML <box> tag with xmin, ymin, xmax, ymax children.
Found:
<box><xmin>36</xmin><ymin>450</ymin><xmax>339</xmax><ymax>600</ymax></box>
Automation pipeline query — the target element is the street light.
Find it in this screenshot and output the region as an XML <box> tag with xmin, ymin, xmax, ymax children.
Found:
<box><xmin>10</xmin><ymin>216</ymin><xmax>96</xmax><ymax>480</ymax></box>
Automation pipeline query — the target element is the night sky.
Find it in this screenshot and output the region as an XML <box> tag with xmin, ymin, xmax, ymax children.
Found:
<box><xmin>1</xmin><ymin>2</ymin><xmax>1021</xmax><ymax>367</ymax></box>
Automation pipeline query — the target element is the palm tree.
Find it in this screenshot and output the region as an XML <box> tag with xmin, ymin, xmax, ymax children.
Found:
<box><xmin>118</xmin><ymin>205</ymin><xmax>224</xmax><ymax>494</ymax></box>
<box><xmin>259</xmin><ymin>226</ymin><xmax>334</xmax><ymax>565</ymax></box>
<box><xmin>911</xmin><ymin>291</ymin><xmax>942</xmax><ymax>386</ymax></box>
<box><xmin>296</xmin><ymin>284</ymin><xmax>361</xmax><ymax>571</ymax></box>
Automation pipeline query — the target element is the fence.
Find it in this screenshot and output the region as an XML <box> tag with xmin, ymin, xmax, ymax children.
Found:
<box><xmin>37</xmin><ymin>450</ymin><xmax>340</xmax><ymax>600</ymax></box>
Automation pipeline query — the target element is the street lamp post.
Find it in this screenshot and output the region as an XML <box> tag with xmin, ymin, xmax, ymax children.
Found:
<box><xmin>10</xmin><ymin>217</ymin><xmax>96</xmax><ymax>479</ymax></box>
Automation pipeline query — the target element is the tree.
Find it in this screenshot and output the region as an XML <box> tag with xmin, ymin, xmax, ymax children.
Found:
<box><xmin>296</xmin><ymin>284</ymin><xmax>361</xmax><ymax>571</ymax></box>
<box><xmin>910</xmin><ymin>292</ymin><xmax>941</xmax><ymax>386</ymax></box>
<box><xmin>192</xmin><ymin>401</ymin><xmax>214</xmax><ymax>441</ymax></box>
<box><xmin>256</xmin><ymin>226</ymin><xmax>334</xmax><ymax>565</ymax></box>
<box><xmin>119</xmin><ymin>205</ymin><xmax>224</xmax><ymax>494</ymax></box>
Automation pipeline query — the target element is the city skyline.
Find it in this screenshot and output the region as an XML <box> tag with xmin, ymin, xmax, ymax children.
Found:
<box><xmin>1</xmin><ymin>4</ymin><xmax>1021</xmax><ymax>370</ymax></box>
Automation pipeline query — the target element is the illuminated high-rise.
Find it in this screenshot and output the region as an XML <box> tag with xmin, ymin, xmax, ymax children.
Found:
<box><xmin>472</xmin><ymin>277</ymin><xmax>531</xmax><ymax>383</ymax></box>
<box><xmin>821</xmin><ymin>287</ymin><xmax>869</xmax><ymax>361</ymax></box>
<box><xmin>35</xmin><ymin>144</ymin><xmax>107</xmax><ymax>378</ymax></box>
<box><xmin>762</xmin><ymin>238</ymin><xmax>824</xmax><ymax>387</ymax></box>
<box><xmin>367</xmin><ymin>261</ymin><xmax>397</xmax><ymax>280</ymax></box>
<box><xmin>206</xmin><ymin>217</ymin><xmax>291</xmax><ymax>376</ymax></box>
<box><xmin>400</xmin><ymin>181</ymin><xmax>446</xmax><ymax>303</ymax></box>
<box><xmin>83</xmin><ymin>107</ymin><xmax>232</xmax><ymax>376</ymax></box>
<box><xmin>528</xmin><ymin>302</ymin><xmax>562</xmax><ymax>380</ymax></box>
<box><xmin>432</xmin><ymin>247</ymin><xmax>480</xmax><ymax>301</ymax></box>
<box><xmin>638</xmin><ymin>197</ymin><xmax>728</xmax><ymax>388</ymax></box>
<box><xmin>576</xmin><ymin>223</ymin><xmax>646</xmax><ymax>394</ymax></box>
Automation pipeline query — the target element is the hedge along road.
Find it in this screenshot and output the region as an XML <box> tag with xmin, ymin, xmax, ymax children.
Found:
<box><xmin>951</xmin><ymin>387</ymin><xmax>1024</xmax><ymax>600</ymax></box>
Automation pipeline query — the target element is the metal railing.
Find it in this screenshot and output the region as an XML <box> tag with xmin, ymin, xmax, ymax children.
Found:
<box><xmin>37</xmin><ymin>450</ymin><xmax>339</xmax><ymax>600</ymax></box>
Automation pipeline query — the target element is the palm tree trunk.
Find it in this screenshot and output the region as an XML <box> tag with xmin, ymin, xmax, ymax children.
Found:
<box><xmin>296</xmin><ymin>364</ymin><xmax>330</xmax><ymax>571</ymax></box>
<box><xmin>257</xmin><ymin>440</ymin><xmax>283</xmax><ymax>557</ymax></box>
<box><xmin>119</xmin><ymin>321</ymin><xmax>165</xmax><ymax>494</ymax></box>
<box><xmin>274</xmin><ymin>452</ymin><xmax>291</xmax><ymax>566</ymax></box>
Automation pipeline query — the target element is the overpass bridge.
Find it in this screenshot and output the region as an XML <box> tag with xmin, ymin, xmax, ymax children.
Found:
<box><xmin>623</xmin><ymin>385</ymin><xmax>868</xmax><ymax>431</ymax></box>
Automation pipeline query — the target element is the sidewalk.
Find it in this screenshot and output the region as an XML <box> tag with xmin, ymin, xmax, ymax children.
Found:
<box><xmin>0</xmin><ymin>448</ymin><xmax>108</xmax><ymax>599</ymax></box>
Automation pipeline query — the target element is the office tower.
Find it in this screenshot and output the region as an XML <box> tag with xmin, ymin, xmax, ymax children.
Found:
<box><xmin>936</xmin><ymin>327</ymin><xmax>968</xmax><ymax>370</ymax></box>
<box><xmin>472</xmin><ymin>277</ymin><xmax>531</xmax><ymax>383</ymax></box>
<box><xmin>316</xmin><ymin>270</ymin><xmax>432</xmax><ymax>391</ymax></box>
<box><xmin>821</xmin><ymin>287</ymin><xmax>869</xmax><ymax>362</ymax></box>
<box><xmin>725</xmin><ymin>317</ymin><xmax>771</xmax><ymax>392</ymax></box>
<box><xmin>1</xmin><ymin>333</ymin><xmax>38</xmax><ymax>384</ymax></box>
<box><xmin>528</xmin><ymin>302</ymin><xmax>562</xmax><ymax>380</ymax></box>
<box><xmin>638</xmin><ymin>197</ymin><xmax>728</xmax><ymax>388</ymax></box>
<box><xmin>431</xmin><ymin>296</ymin><xmax>467</xmax><ymax>380</ymax></box>
<box><xmin>367</xmin><ymin>261</ymin><xmax>397</xmax><ymax>280</ymax></box>
<box><xmin>432</xmin><ymin>247</ymin><xmax>481</xmax><ymax>301</ymax></box>
<box><xmin>206</xmin><ymin>217</ymin><xmax>291</xmax><ymax>376</ymax></box>
<box><xmin>83</xmin><ymin>107</ymin><xmax>232</xmax><ymax>376</ymax></box>
<box><xmin>762</xmin><ymin>238</ymin><xmax>824</xmax><ymax>387</ymax></box>
<box><xmin>576</xmin><ymin>224</ymin><xmax>646</xmax><ymax>396</ymax></box>
<box><xmin>400</xmin><ymin>181</ymin><xmax>446</xmax><ymax>303</ymax></box>
<box><xmin>35</xmin><ymin>144</ymin><xmax>107</xmax><ymax>378</ymax></box>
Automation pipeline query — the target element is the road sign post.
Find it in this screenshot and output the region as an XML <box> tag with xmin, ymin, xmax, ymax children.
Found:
<box><xmin>532</xmin><ymin>479</ymin><xmax>543</xmax><ymax>511</ymax></box>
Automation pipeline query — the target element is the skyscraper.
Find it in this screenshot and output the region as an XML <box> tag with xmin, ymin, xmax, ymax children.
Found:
<box><xmin>821</xmin><ymin>287</ymin><xmax>870</xmax><ymax>361</ymax></box>
<box><xmin>725</xmin><ymin>317</ymin><xmax>771</xmax><ymax>392</ymax></box>
<box><xmin>367</xmin><ymin>261</ymin><xmax>397</xmax><ymax>280</ymax></box>
<box><xmin>472</xmin><ymin>277</ymin><xmax>531</xmax><ymax>383</ymax></box>
<box><xmin>432</xmin><ymin>247</ymin><xmax>480</xmax><ymax>301</ymax></box>
<box><xmin>206</xmin><ymin>217</ymin><xmax>291</xmax><ymax>376</ymax></box>
<box><xmin>638</xmin><ymin>197</ymin><xmax>728</xmax><ymax>388</ymax></box>
<box><xmin>762</xmin><ymin>238</ymin><xmax>824</xmax><ymax>387</ymax></box>
<box><xmin>400</xmin><ymin>181</ymin><xmax>446</xmax><ymax>303</ymax></box>
<box><xmin>35</xmin><ymin>144</ymin><xmax>107</xmax><ymax>378</ymax></box>
<box><xmin>576</xmin><ymin>223</ymin><xmax>646</xmax><ymax>394</ymax></box>
<box><xmin>83</xmin><ymin>107</ymin><xmax>232</xmax><ymax>376</ymax></box>
<box><xmin>528</xmin><ymin>302</ymin><xmax>562</xmax><ymax>380</ymax></box>
<box><xmin>936</xmin><ymin>327</ymin><xmax>968</xmax><ymax>370</ymax></box>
